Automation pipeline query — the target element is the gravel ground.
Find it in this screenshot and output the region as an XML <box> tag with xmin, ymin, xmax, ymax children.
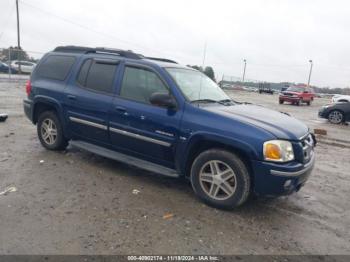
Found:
<box><xmin>0</xmin><ymin>81</ymin><xmax>349</xmax><ymax>255</ymax></box>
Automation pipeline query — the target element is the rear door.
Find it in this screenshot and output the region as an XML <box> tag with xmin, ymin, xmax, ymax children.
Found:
<box><xmin>109</xmin><ymin>64</ymin><xmax>182</xmax><ymax>167</ymax></box>
<box><xmin>64</xmin><ymin>57</ymin><xmax>119</xmax><ymax>145</ymax></box>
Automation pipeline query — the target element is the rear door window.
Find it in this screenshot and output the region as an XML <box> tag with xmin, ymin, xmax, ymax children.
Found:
<box><xmin>76</xmin><ymin>59</ymin><xmax>92</xmax><ymax>86</ymax></box>
<box><xmin>76</xmin><ymin>59</ymin><xmax>118</xmax><ymax>93</ymax></box>
<box><xmin>36</xmin><ymin>55</ymin><xmax>75</xmax><ymax>81</ymax></box>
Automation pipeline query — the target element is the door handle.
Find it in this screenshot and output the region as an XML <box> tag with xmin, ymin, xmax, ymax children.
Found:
<box><xmin>115</xmin><ymin>106</ymin><xmax>128</xmax><ymax>115</ymax></box>
<box><xmin>67</xmin><ymin>95</ymin><xmax>77</xmax><ymax>100</ymax></box>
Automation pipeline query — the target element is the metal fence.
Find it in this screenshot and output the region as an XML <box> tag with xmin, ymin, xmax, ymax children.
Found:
<box><xmin>221</xmin><ymin>74</ymin><xmax>260</xmax><ymax>84</ymax></box>
<box><xmin>0</xmin><ymin>48</ymin><xmax>42</xmax><ymax>82</ymax></box>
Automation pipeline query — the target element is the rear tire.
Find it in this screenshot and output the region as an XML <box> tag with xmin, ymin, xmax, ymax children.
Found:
<box><xmin>190</xmin><ymin>149</ymin><xmax>251</xmax><ymax>209</ymax></box>
<box><xmin>307</xmin><ymin>101</ymin><xmax>311</xmax><ymax>106</ymax></box>
<box><xmin>296</xmin><ymin>100</ymin><xmax>300</xmax><ymax>106</ymax></box>
<box><xmin>279</xmin><ymin>99</ymin><xmax>284</xmax><ymax>104</ymax></box>
<box><xmin>37</xmin><ymin>111</ymin><xmax>68</xmax><ymax>150</ymax></box>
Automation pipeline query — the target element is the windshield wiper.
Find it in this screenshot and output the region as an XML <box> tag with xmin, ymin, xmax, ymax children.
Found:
<box><xmin>218</xmin><ymin>99</ymin><xmax>232</xmax><ymax>103</ymax></box>
<box><xmin>191</xmin><ymin>99</ymin><xmax>236</xmax><ymax>105</ymax></box>
<box><xmin>217</xmin><ymin>99</ymin><xmax>237</xmax><ymax>105</ymax></box>
<box><xmin>190</xmin><ymin>99</ymin><xmax>218</xmax><ymax>104</ymax></box>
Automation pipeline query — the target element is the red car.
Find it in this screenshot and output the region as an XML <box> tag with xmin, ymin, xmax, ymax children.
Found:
<box><xmin>279</xmin><ymin>86</ymin><xmax>315</xmax><ymax>106</ymax></box>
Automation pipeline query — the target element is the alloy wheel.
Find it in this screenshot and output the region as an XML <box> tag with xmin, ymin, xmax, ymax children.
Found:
<box><xmin>329</xmin><ymin>111</ymin><xmax>343</xmax><ymax>124</ymax></box>
<box><xmin>41</xmin><ymin>118</ymin><xmax>58</xmax><ymax>145</ymax></box>
<box><xmin>199</xmin><ymin>160</ymin><xmax>237</xmax><ymax>201</ymax></box>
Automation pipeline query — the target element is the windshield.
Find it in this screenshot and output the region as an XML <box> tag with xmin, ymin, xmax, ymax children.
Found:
<box><xmin>287</xmin><ymin>86</ymin><xmax>304</xmax><ymax>92</ymax></box>
<box><xmin>166</xmin><ymin>68</ymin><xmax>230</xmax><ymax>102</ymax></box>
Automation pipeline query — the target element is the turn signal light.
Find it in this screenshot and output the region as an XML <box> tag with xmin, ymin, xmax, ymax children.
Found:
<box><xmin>264</xmin><ymin>143</ymin><xmax>282</xmax><ymax>160</ymax></box>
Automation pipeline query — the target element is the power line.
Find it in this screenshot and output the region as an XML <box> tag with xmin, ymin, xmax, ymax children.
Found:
<box><xmin>20</xmin><ymin>0</ymin><xmax>176</xmax><ymax>58</ymax></box>
<box><xmin>8</xmin><ymin>0</ymin><xmax>350</xmax><ymax>81</ymax></box>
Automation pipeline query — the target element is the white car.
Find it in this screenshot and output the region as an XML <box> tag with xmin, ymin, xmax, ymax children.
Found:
<box><xmin>10</xmin><ymin>60</ymin><xmax>36</xmax><ymax>74</ymax></box>
<box><xmin>332</xmin><ymin>94</ymin><xmax>350</xmax><ymax>103</ymax></box>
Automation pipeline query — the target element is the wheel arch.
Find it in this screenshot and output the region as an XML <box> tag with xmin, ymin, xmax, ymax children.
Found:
<box><xmin>327</xmin><ymin>108</ymin><xmax>346</xmax><ymax>123</ymax></box>
<box><xmin>181</xmin><ymin>134</ymin><xmax>258</xmax><ymax>181</ymax></box>
<box><xmin>32</xmin><ymin>96</ymin><xmax>63</xmax><ymax>124</ymax></box>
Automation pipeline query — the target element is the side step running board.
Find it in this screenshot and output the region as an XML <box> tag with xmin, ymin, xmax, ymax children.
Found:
<box><xmin>69</xmin><ymin>140</ymin><xmax>180</xmax><ymax>178</ymax></box>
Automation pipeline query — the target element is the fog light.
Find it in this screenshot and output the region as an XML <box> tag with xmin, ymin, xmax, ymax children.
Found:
<box><xmin>284</xmin><ymin>179</ymin><xmax>292</xmax><ymax>188</ymax></box>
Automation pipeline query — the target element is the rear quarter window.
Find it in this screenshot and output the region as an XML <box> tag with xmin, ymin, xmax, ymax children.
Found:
<box><xmin>36</xmin><ymin>55</ymin><xmax>76</xmax><ymax>81</ymax></box>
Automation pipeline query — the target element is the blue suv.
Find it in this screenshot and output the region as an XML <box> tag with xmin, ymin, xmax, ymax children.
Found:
<box><xmin>23</xmin><ymin>46</ymin><xmax>316</xmax><ymax>209</ymax></box>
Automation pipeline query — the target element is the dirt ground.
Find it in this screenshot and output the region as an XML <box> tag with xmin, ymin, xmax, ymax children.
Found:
<box><xmin>0</xmin><ymin>79</ymin><xmax>349</xmax><ymax>255</ymax></box>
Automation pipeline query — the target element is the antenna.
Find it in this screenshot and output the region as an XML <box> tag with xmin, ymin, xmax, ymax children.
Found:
<box><xmin>198</xmin><ymin>42</ymin><xmax>207</xmax><ymax>100</ymax></box>
<box><xmin>202</xmin><ymin>42</ymin><xmax>207</xmax><ymax>69</ymax></box>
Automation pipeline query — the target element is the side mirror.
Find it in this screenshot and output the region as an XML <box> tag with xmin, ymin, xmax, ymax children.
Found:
<box><xmin>149</xmin><ymin>92</ymin><xmax>177</xmax><ymax>109</ymax></box>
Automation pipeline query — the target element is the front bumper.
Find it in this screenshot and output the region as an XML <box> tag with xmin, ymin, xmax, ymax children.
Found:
<box><xmin>251</xmin><ymin>153</ymin><xmax>315</xmax><ymax>196</ymax></box>
<box><xmin>279</xmin><ymin>95</ymin><xmax>300</xmax><ymax>102</ymax></box>
<box><xmin>318</xmin><ymin>108</ymin><xmax>328</xmax><ymax>119</ymax></box>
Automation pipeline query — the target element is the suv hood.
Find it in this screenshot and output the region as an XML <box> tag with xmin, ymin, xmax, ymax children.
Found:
<box><xmin>281</xmin><ymin>91</ymin><xmax>300</xmax><ymax>96</ymax></box>
<box><xmin>205</xmin><ymin>104</ymin><xmax>308</xmax><ymax>140</ymax></box>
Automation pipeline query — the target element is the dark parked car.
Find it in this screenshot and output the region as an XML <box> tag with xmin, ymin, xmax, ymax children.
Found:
<box><xmin>0</xmin><ymin>62</ymin><xmax>18</xmax><ymax>74</ymax></box>
<box><xmin>319</xmin><ymin>102</ymin><xmax>350</xmax><ymax>124</ymax></box>
<box><xmin>258</xmin><ymin>83</ymin><xmax>274</xmax><ymax>94</ymax></box>
<box><xmin>23</xmin><ymin>46</ymin><xmax>316</xmax><ymax>209</ymax></box>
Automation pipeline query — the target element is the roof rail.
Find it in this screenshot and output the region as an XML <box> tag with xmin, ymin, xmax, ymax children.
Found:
<box><xmin>145</xmin><ymin>57</ymin><xmax>177</xmax><ymax>64</ymax></box>
<box><xmin>53</xmin><ymin>46</ymin><xmax>142</xmax><ymax>59</ymax></box>
<box><xmin>54</xmin><ymin>46</ymin><xmax>94</xmax><ymax>53</ymax></box>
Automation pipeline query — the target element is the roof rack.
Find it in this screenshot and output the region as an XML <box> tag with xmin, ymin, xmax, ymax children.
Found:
<box><xmin>53</xmin><ymin>46</ymin><xmax>177</xmax><ymax>63</ymax></box>
<box><xmin>145</xmin><ymin>57</ymin><xmax>177</xmax><ymax>64</ymax></box>
<box><xmin>53</xmin><ymin>46</ymin><xmax>142</xmax><ymax>59</ymax></box>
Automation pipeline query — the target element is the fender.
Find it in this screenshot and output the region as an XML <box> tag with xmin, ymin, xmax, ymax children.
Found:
<box><xmin>32</xmin><ymin>95</ymin><xmax>67</xmax><ymax>135</ymax></box>
<box><xmin>176</xmin><ymin>131</ymin><xmax>260</xmax><ymax>175</ymax></box>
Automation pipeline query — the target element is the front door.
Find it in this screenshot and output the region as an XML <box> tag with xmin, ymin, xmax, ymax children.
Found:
<box><xmin>109</xmin><ymin>64</ymin><xmax>182</xmax><ymax>167</ymax></box>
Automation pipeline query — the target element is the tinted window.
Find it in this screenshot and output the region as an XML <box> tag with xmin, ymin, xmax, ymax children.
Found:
<box><xmin>37</xmin><ymin>55</ymin><xmax>75</xmax><ymax>81</ymax></box>
<box><xmin>120</xmin><ymin>66</ymin><xmax>169</xmax><ymax>104</ymax></box>
<box><xmin>83</xmin><ymin>61</ymin><xmax>117</xmax><ymax>93</ymax></box>
<box><xmin>76</xmin><ymin>59</ymin><xmax>92</xmax><ymax>86</ymax></box>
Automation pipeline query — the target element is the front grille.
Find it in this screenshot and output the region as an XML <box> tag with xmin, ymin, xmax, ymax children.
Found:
<box><xmin>301</xmin><ymin>134</ymin><xmax>314</xmax><ymax>163</ymax></box>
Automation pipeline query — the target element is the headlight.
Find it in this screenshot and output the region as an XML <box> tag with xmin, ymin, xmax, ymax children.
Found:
<box><xmin>263</xmin><ymin>140</ymin><xmax>294</xmax><ymax>162</ymax></box>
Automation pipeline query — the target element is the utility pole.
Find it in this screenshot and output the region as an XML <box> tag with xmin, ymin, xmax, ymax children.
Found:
<box><xmin>8</xmin><ymin>49</ymin><xmax>12</xmax><ymax>79</ymax></box>
<box><xmin>307</xmin><ymin>59</ymin><xmax>313</xmax><ymax>88</ymax></box>
<box><xmin>220</xmin><ymin>74</ymin><xmax>224</xmax><ymax>88</ymax></box>
<box><xmin>242</xmin><ymin>59</ymin><xmax>247</xmax><ymax>82</ymax></box>
<box><xmin>16</xmin><ymin>0</ymin><xmax>21</xmax><ymax>74</ymax></box>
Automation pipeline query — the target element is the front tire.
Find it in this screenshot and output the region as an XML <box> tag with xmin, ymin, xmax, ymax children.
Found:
<box><xmin>328</xmin><ymin>110</ymin><xmax>344</xmax><ymax>124</ymax></box>
<box><xmin>190</xmin><ymin>149</ymin><xmax>251</xmax><ymax>209</ymax></box>
<box><xmin>37</xmin><ymin>111</ymin><xmax>68</xmax><ymax>150</ymax></box>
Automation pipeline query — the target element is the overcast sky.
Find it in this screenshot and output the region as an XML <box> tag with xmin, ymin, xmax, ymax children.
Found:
<box><xmin>1</xmin><ymin>0</ymin><xmax>349</xmax><ymax>87</ymax></box>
